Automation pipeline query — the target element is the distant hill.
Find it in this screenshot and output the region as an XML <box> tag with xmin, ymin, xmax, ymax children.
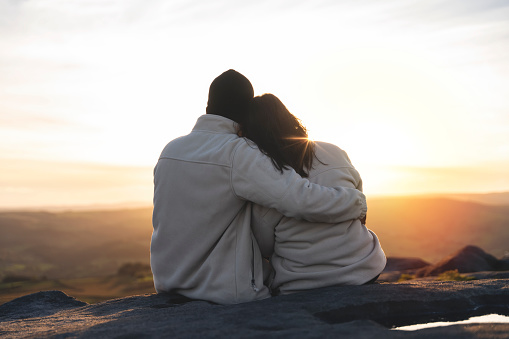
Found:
<box><xmin>0</xmin><ymin>201</ymin><xmax>152</xmax><ymax>213</ymax></box>
<box><xmin>442</xmin><ymin>192</ymin><xmax>509</xmax><ymax>206</ymax></box>
<box><xmin>0</xmin><ymin>208</ymin><xmax>153</xmax><ymax>280</ymax></box>
<box><xmin>0</xmin><ymin>196</ymin><xmax>508</xmax><ymax>280</ymax></box>
<box><xmin>0</xmin><ymin>274</ymin><xmax>155</xmax><ymax>305</ymax></box>
<box><xmin>367</xmin><ymin>197</ymin><xmax>509</xmax><ymax>262</ymax></box>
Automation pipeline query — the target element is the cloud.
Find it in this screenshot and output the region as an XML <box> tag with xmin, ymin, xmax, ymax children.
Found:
<box><xmin>0</xmin><ymin>158</ymin><xmax>153</xmax><ymax>209</ymax></box>
<box><xmin>364</xmin><ymin>164</ymin><xmax>509</xmax><ymax>196</ymax></box>
<box><xmin>0</xmin><ymin>0</ymin><xmax>508</xmax><ymax>181</ymax></box>
<box><xmin>0</xmin><ymin>0</ymin><xmax>25</xmax><ymax>27</ymax></box>
<box><xmin>0</xmin><ymin>111</ymin><xmax>74</xmax><ymax>130</ymax></box>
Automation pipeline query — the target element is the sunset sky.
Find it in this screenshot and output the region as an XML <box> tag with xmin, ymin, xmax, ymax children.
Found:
<box><xmin>1</xmin><ymin>0</ymin><xmax>509</xmax><ymax>209</ymax></box>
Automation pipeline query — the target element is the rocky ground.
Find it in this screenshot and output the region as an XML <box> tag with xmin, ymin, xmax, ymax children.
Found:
<box><xmin>1</xmin><ymin>278</ymin><xmax>508</xmax><ymax>338</ymax></box>
<box><xmin>2</xmin><ymin>245</ymin><xmax>509</xmax><ymax>338</ymax></box>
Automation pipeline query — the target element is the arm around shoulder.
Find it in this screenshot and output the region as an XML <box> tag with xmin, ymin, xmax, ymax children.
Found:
<box><xmin>231</xmin><ymin>141</ymin><xmax>367</xmax><ymax>224</ymax></box>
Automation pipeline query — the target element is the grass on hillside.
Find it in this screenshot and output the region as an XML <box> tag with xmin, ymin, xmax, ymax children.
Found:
<box><xmin>0</xmin><ymin>263</ymin><xmax>156</xmax><ymax>305</ymax></box>
<box><xmin>0</xmin><ymin>275</ymin><xmax>156</xmax><ymax>305</ymax></box>
<box><xmin>436</xmin><ymin>270</ymin><xmax>476</xmax><ymax>282</ymax></box>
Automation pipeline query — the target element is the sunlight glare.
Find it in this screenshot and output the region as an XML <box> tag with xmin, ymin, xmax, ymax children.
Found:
<box><xmin>293</xmin><ymin>43</ymin><xmax>470</xmax><ymax>169</ymax></box>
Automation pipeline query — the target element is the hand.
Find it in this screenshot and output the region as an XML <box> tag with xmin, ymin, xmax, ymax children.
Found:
<box><xmin>357</xmin><ymin>191</ymin><xmax>367</xmax><ymax>221</ymax></box>
<box><xmin>360</xmin><ymin>214</ymin><xmax>367</xmax><ymax>225</ymax></box>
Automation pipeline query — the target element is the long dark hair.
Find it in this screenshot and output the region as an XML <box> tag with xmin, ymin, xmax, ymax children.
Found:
<box><xmin>239</xmin><ymin>94</ymin><xmax>315</xmax><ymax>177</ymax></box>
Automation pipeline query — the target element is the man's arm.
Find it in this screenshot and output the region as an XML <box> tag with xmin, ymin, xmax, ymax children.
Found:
<box><xmin>231</xmin><ymin>141</ymin><xmax>367</xmax><ymax>224</ymax></box>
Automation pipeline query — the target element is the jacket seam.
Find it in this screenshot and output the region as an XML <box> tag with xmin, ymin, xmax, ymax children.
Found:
<box><xmin>234</xmin><ymin>217</ymin><xmax>238</xmax><ymax>302</ymax></box>
<box><xmin>159</xmin><ymin>156</ymin><xmax>232</xmax><ymax>168</ymax></box>
<box><xmin>308</xmin><ymin>166</ymin><xmax>355</xmax><ymax>180</ymax></box>
<box><xmin>192</xmin><ymin>129</ymin><xmax>235</xmax><ymax>135</ymax></box>
<box><xmin>230</xmin><ymin>142</ymin><xmax>245</xmax><ymax>200</ymax></box>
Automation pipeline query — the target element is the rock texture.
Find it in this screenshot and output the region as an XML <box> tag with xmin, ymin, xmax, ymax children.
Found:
<box><xmin>415</xmin><ymin>245</ymin><xmax>509</xmax><ymax>278</ymax></box>
<box><xmin>0</xmin><ymin>290</ymin><xmax>87</xmax><ymax>320</ymax></box>
<box><xmin>1</xmin><ymin>279</ymin><xmax>508</xmax><ymax>338</ymax></box>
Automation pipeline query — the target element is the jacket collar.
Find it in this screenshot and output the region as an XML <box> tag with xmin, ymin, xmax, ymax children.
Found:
<box><xmin>192</xmin><ymin>114</ymin><xmax>239</xmax><ymax>134</ymax></box>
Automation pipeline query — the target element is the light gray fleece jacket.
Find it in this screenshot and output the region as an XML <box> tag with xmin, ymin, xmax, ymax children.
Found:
<box><xmin>151</xmin><ymin>115</ymin><xmax>367</xmax><ymax>304</ymax></box>
<box><xmin>252</xmin><ymin>141</ymin><xmax>386</xmax><ymax>294</ymax></box>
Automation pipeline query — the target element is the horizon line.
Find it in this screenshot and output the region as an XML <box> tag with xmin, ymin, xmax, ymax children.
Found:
<box><xmin>2</xmin><ymin>190</ymin><xmax>509</xmax><ymax>213</ymax></box>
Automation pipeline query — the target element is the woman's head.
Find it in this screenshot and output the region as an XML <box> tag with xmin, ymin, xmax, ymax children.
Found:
<box><xmin>240</xmin><ymin>94</ymin><xmax>315</xmax><ymax>177</ymax></box>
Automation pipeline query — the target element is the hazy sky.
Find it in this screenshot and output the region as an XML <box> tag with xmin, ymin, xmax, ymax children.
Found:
<box><xmin>1</xmin><ymin>0</ymin><xmax>509</xmax><ymax>208</ymax></box>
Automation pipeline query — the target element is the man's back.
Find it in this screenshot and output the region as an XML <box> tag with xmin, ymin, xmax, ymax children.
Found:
<box><xmin>151</xmin><ymin>114</ymin><xmax>271</xmax><ymax>304</ymax></box>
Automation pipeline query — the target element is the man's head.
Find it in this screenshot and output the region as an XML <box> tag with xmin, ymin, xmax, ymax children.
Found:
<box><xmin>206</xmin><ymin>69</ymin><xmax>254</xmax><ymax>123</ymax></box>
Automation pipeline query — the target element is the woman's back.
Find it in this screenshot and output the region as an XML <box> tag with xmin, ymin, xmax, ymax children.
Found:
<box><xmin>252</xmin><ymin>141</ymin><xmax>386</xmax><ymax>294</ymax></box>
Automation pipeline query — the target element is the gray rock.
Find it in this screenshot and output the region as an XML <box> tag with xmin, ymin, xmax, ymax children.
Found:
<box><xmin>0</xmin><ymin>290</ymin><xmax>87</xmax><ymax>320</ymax></box>
<box><xmin>1</xmin><ymin>279</ymin><xmax>508</xmax><ymax>338</ymax></box>
<box><xmin>498</xmin><ymin>258</ymin><xmax>509</xmax><ymax>271</ymax></box>
<box><xmin>415</xmin><ymin>245</ymin><xmax>506</xmax><ymax>277</ymax></box>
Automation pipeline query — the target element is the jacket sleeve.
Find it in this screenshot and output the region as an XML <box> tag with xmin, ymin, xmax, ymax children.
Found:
<box><xmin>231</xmin><ymin>141</ymin><xmax>367</xmax><ymax>224</ymax></box>
<box><xmin>342</xmin><ymin>147</ymin><xmax>363</xmax><ymax>191</ymax></box>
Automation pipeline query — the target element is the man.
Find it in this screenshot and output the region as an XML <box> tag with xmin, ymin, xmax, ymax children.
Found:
<box><xmin>151</xmin><ymin>69</ymin><xmax>367</xmax><ymax>304</ymax></box>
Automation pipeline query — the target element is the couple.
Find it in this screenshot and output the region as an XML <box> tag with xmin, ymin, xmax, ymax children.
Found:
<box><xmin>150</xmin><ymin>69</ymin><xmax>386</xmax><ymax>304</ymax></box>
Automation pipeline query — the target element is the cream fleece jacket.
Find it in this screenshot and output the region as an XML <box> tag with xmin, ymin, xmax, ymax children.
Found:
<box><xmin>251</xmin><ymin>141</ymin><xmax>386</xmax><ymax>294</ymax></box>
<box><xmin>151</xmin><ymin>115</ymin><xmax>367</xmax><ymax>304</ymax></box>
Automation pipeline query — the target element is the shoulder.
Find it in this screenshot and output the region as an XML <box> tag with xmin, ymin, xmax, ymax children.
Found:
<box><xmin>314</xmin><ymin>141</ymin><xmax>346</xmax><ymax>154</ymax></box>
<box><xmin>307</xmin><ymin>141</ymin><xmax>361</xmax><ymax>186</ymax></box>
<box><xmin>312</xmin><ymin>141</ymin><xmax>352</xmax><ymax>167</ymax></box>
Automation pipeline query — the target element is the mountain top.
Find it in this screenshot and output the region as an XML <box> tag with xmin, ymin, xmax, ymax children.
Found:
<box><xmin>415</xmin><ymin>245</ymin><xmax>509</xmax><ymax>278</ymax></box>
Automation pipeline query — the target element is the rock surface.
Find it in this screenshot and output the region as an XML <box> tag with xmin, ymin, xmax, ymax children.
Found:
<box><xmin>0</xmin><ymin>290</ymin><xmax>87</xmax><ymax>320</ymax></box>
<box><xmin>1</xmin><ymin>279</ymin><xmax>508</xmax><ymax>338</ymax></box>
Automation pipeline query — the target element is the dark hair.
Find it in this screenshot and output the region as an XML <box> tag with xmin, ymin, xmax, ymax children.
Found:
<box><xmin>240</xmin><ymin>94</ymin><xmax>315</xmax><ymax>177</ymax></box>
<box><xmin>206</xmin><ymin>69</ymin><xmax>254</xmax><ymax>123</ymax></box>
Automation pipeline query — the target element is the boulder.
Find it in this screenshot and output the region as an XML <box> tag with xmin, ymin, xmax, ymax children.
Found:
<box><xmin>1</xmin><ymin>279</ymin><xmax>508</xmax><ymax>338</ymax></box>
<box><xmin>415</xmin><ymin>245</ymin><xmax>506</xmax><ymax>277</ymax></box>
<box><xmin>498</xmin><ymin>258</ymin><xmax>509</xmax><ymax>271</ymax></box>
<box><xmin>0</xmin><ymin>290</ymin><xmax>87</xmax><ymax>320</ymax></box>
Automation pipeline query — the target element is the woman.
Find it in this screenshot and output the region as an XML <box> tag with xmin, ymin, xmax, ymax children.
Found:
<box><xmin>240</xmin><ymin>94</ymin><xmax>386</xmax><ymax>295</ymax></box>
